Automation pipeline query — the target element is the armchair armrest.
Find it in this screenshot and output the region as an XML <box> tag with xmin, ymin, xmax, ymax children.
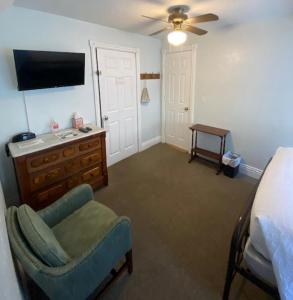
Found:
<box><xmin>38</xmin><ymin>184</ymin><xmax>94</xmax><ymax>227</ymax></box>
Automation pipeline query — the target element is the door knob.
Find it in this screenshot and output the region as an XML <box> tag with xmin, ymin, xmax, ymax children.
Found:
<box><xmin>103</xmin><ymin>115</ymin><xmax>109</xmax><ymax>121</ymax></box>
<box><xmin>184</xmin><ymin>107</ymin><xmax>189</xmax><ymax>111</ymax></box>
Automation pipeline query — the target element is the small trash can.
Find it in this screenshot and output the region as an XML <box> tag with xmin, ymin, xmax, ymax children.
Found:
<box><xmin>222</xmin><ymin>151</ymin><xmax>241</xmax><ymax>178</ymax></box>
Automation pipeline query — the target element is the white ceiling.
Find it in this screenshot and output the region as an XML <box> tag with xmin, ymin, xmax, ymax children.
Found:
<box><xmin>13</xmin><ymin>0</ymin><xmax>293</xmax><ymax>37</ymax></box>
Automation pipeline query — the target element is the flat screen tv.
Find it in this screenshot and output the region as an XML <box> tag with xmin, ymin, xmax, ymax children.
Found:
<box><xmin>13</xmin><ymin>50</ymin><xmax>85</xmax><ymax>91</ymax></box>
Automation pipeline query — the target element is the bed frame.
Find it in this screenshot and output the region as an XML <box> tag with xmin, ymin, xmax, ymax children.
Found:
<box><xmin>222</xmin><ymin>159</ymin><xmax>280</xmax><ymax>300</ymax></box>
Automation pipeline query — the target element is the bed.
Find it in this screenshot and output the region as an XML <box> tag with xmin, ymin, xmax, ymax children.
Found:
<box><xmin>223</xmin><ymin>147</ymin><xmax>293</xmax><ymax>300</ymax></box>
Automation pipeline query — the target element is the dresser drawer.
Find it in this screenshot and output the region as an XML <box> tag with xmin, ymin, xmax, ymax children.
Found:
<box><xmin>34</xmin><ymin>183</ymin><xmax>66</xmax><ymax>207</ymax></box>
<box><xmin>27</xmin><ymin>150</ymin><xmax>61</xmax><ymax>172</ymax></box>
<box><xmin>81</xmin><ymin>165</ymin><xmax>102</xmax><ymax>182</ymax></box>
<box><xmin>64</xmin><ymin>158</ymin><xmax>80</xmax><ymax>173</ymax></box>
<box><xmin>62</xmin><ymin>145</ymin><xmax>78</xmax><ymax>158</ymax></box>
<box><xmin>30</xmin><ymin>166</ymin><xmax>64</xmax><ymax>191</ymax></box>
<box><xmin>80</xmin><ymin>150</ymin><xmax>102</xmax><ymax>168</ymax></box>
<box><xmin>66</xmin><ymin>175</ymin><xmax>80</xmax><ymax>190</ymax></box>
<box><xmin>79</xmin><ymin>137</ymin><xmax>101</xmax><ymax>153</ymax></box>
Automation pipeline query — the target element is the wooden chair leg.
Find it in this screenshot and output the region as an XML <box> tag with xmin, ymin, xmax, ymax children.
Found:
<box><xmin>126</xmin><ymin>250</ymin><xmax>133</xmax><ymax>274</ymax></box>
<box><xmin>90</xmin><ymin>250</ymin><xmax>134</xmax><ymax>299</ymax></box>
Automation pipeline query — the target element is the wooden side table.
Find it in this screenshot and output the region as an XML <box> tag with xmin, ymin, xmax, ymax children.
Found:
<box><xmin>189</xmin><ymin>124</ymin><xmax>230</xmax><ymax>174</ymax></box>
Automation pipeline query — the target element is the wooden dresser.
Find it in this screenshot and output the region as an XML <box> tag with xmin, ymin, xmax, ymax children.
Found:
<box><xmin>9</xmin><ymin>126</ymin><xmax>108</xmax><ymax>210</ymax></box>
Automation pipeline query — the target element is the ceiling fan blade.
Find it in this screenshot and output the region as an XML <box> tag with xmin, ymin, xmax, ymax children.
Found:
<box><xmin>149</xmin><ymin>28</ymin><xmax>168</xmax><ymax>36</ymax></box>
<box><xmin>141</xmin><ymin>15</ymin><xmax>168</xmax><ymax>23</ymax></box>
<box><xmin>186</xmin><ymin>13</ymin><xmax>219</xmax><ymax>24</ymax></box>
<box><xmin>184</xmin><ymin>25</ymin><xmax>207</xmax><ymax>36</ymax></box>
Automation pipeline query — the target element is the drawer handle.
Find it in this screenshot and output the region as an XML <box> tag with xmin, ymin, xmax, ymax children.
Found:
<box><xmin>46</xmin><ymin>171</ymin><xmax>59</xmax><ymax>179</ymax></box>
<box><xmin>33</xmin><ymin>177</ymin><xmax>42</xmax><ymax>184</ymax></box>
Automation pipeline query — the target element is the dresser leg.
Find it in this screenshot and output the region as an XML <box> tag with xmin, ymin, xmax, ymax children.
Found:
<box><xmin>104</xmin><ymin>175</ymin><xmax>109</xmax><ymax>186</ymax></box>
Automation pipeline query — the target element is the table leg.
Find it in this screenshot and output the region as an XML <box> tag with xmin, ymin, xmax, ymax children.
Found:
<box><xmin>223</xmin><ymin>136</ymin><xmax>226</xmax><ymax>156</ymax></box>
<box><xmin>219</xmin><ymin>135</ymin><xmax>228</xmax><ymax>174</ymax></box>
<box><xmin>216</xmin><ymin>136</ymin><xmax>224</xmax><ymax>175</ymax></box>
<box><xmin>189</xmin><ymin>129</ymin><xmax>194</xmax><ymax>163</ymax></box>
<box><xmin>195</xmin><ymin>130</ymin><xmax>198</xmax><ymax>157</ymax></box>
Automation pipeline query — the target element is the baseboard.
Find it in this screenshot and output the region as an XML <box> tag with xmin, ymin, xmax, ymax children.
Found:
<box><xmin>141</xmin><ymin>136</ymin><xmax>161</xmax><ymax>151</ymax></box>
<box><xmin>239</xmin><ymin>163</ymin><xmax>263</xmax><ymax>179</ymax></box>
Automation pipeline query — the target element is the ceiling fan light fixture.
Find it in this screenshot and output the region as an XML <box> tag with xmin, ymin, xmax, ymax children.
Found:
<box><xmin>167</xmin><ymin>30</ymin><xmax>187</xmax><ymax>46</ymax></box>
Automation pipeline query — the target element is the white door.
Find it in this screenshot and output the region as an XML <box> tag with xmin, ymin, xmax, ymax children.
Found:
<box><xmin>164</xmin><ymin>50</ymin><xmax>192</xmax><ymax>150</ymax></box>
<box><xmin>97</xmin><ymin>48</ymin><xmax>138</xmax><ymax>166</ymax></box>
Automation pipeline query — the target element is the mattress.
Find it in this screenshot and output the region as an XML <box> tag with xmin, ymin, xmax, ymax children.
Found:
<box><xmin>244</xmin><ymin>238</ymin><xmax>276</xmax><ymax>287</ymax></box>
<box><xmin>250</xmin><ymin>147</ymin><xmax>293</xmax><ymax>259</ymax></box>
<box><xmin>250</xmin><ymin>147</ymin><xmax>293</xmax><ymax>300</ymax></box>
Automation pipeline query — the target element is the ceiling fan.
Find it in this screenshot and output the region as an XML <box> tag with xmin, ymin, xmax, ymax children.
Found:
<box><xmin>142</xmin><ymin>5</ymin><xmax>219</xmax><ymax>46</ymax></box>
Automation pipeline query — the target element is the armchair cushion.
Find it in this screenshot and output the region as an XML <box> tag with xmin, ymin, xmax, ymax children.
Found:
<box><xmin>53</xmin><ymin>200</ymin><xmax>119</xmax><ymax>258</ymax></box>
<box><xmin>38</xmin><ymin>184</ymin><xmax>94</xmax><ymax>227</ymax></box>
<box><xmin>17</xmin><ymin>204</ymin><xmax>70</xmax><ymax>267</ymax></box>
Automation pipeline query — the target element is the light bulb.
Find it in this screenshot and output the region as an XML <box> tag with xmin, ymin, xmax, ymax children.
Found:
<box><xmin>167</xmin><ymin>30</ymin><xmax>187</xmax><ymax>46</ymax></box>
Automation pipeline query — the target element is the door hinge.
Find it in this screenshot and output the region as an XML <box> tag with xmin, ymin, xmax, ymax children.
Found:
<box><xmin>97</xmin><ymin>70</ymin><xmax>102</xmax><ymax>76</ymax></box>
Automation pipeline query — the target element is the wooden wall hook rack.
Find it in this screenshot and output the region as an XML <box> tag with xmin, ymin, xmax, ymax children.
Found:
<box><xmin>140</xmin><ymin>73</ymin><xmax>160</xmax><ymax>80</ymax></box>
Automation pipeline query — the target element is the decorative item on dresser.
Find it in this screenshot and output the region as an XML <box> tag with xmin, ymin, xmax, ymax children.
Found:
<box><xmin>8</xmin><ymin>125</ymin><xmax>108</xmax><ymax>210</ymax></box>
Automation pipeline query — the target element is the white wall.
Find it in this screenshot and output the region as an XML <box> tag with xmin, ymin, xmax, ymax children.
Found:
<box><xmin>187</xmin><ymin>15</ymin><xmax>293</xmax><ymax>172</ymax></box>
<box><xmin>0</xmin><ymin>7</ymin><xmax>161</xmax><ymax>204</ymax></box>
<box><xmin>0</xmin><ymin>181</ymin><xmax>23</xmax><ymax>300</ymax></box>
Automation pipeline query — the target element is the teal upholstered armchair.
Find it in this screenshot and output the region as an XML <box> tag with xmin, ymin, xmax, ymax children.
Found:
<box><xmin>6</xmin><ymin>184</ymin><xmax>132</xmax><ymax>300</ymax></box>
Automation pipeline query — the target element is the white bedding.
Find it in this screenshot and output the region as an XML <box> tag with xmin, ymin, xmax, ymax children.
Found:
<box><xmin>250</xmin><ymin>147</ymin><xmax>293</xmax><ymax>300</ymax></box>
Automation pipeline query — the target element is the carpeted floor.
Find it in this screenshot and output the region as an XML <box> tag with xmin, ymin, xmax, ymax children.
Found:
<box><xmin>96</xmin><ymin>143</ymin><xmax>273</xmax><ymax>300</ymax></box>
